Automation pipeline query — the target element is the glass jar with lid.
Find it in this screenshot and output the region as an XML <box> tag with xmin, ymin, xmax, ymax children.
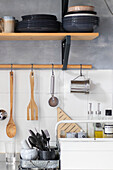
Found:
<box><xmin>103</xmin><ymin>110</ymin><xmax>113</xmax><ymax>138</ymax></box>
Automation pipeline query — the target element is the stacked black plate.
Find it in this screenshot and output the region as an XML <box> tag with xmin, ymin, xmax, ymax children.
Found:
<box><xmin>16</xmin><ymin>14</ymin><xmax>60</xmax><ymax>32</ymax></box>
<box><xmin>62</xmin><ymin>6</ymin><xmax>100</xmax><ymax>33</ymax></box>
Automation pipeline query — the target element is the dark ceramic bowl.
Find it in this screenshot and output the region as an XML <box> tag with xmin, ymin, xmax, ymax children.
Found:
<box><xmin>16</xmin><ymin>20</ymin><xmax>60</xmax><ymax>27</ymax></box>
<box><xmin>63</xmin><ymin>16</ymin><xmax>99</xmax><ymax>22</ymax></box>
<box><xmin>63</xmin><ymin>23</ymin><xmax>98</xmax><ymax>32</ymax></box>
<box><xmin>66</xmin><ymin>11</ymin><xmax>97</xmax><ymax>15</ymax></box>
<box><xmin>21</xmin><ymin>14</ymin><xmax>57</xmax><ymax>21</ymax></box>
<box><xmin>16</xmin><ymin>26</ymin><xmax>60</xmax><ymax>33</ymax></box>
<box><xmin>38</xmin><ymin>150</ymin><xmax>56</xmax><ymax>160</ymax></box>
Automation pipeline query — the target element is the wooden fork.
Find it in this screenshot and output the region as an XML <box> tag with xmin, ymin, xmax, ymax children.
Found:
<box><xmin>27</xmin><ymin>71</ymin><xmax>38</xmax><ymax>120</ymax></box>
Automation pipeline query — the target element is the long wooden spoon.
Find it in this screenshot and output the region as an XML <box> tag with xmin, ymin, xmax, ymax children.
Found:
<box><xmin>6</xmin><ymin>71</ymin><xmax>16</xmax><ymax>138</ymax></box>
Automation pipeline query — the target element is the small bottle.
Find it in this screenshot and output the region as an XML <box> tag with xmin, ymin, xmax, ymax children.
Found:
<box><xmin>94</xmin><ymin>123</ymin><xmax>103</xmax><ymax>138</ymax></box>
<box><xmin>94</xmin><ymin>103</ymin><xmax>103</xmax><ymax>138</ymax></box>
<box><xmin>60</xmin><ymin>130</ymin><xmax>66</xmax><ymax>138</ymax></box>
<box><xmin>104</xmin><ymin>110</ymin><xmax>113</xmax><ymax>138</ymax></box>
<box><xmin>88</xmin><ymin>103</ymin><xmax>94</xmax><ymax>138</ymax></box>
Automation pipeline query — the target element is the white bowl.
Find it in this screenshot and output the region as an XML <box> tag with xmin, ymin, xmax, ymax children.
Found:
<box><xmin>21</xmin><ymin>148</ymin><xmax>38</xmax><ymax>160</ymax></box>
<box><xmin>64</xmin><ymin>13</ymin><xmax>97</xmax><ymax>17</ymax></box>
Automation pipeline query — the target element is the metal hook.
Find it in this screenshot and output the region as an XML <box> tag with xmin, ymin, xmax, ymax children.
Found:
<box><xmin>52</xmin><ymin>64</ymin><xmax>54</xmax><ymax>75</ymax></box>
<box><xmin>11</xmin><ymin>64</ymin><xmax>13</xmax><ymax>75</ymax></box>
<box><xmin>31</xmin><ymin>64</ymin><xmax>33</xmax><ymax>76</ymax></box>
<box><xmin>80</xmin><ymin>64</ymin><xmax>82</xmax><ymax>76</ymax></box>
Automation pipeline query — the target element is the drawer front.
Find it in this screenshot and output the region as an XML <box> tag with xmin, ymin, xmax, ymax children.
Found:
<box><xmin>61</xmin><ymin>151</ymin><xmax>113</xmax><ymax>170</ymax></box>
<box><xmin>60</xmin><ymin>141</ymin><xmax>113</xmax><ymax>151</ymax></box>
<box><xmin>60</xmin><ymin>142</ymin><xmax>113</xmax><ymax>170</ymax></box>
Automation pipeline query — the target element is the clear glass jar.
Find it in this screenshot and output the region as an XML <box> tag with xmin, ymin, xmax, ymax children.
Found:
<box><xmin>94</xmin><ymin>123</ymin><xmax>103</xmax><ymax>138</ymax></box>
<box><xmin>103</xmin><ymin>110</ymin><xmax>113</xmax><ymax>138</ymax></box>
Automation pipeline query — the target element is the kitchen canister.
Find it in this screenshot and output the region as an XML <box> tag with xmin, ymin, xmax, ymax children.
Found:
<box><xmin>0</xmin><ymin>16</ymin><xmax>15</xmax><ymax>33</ymax></box>
<box><xmin>66</xmin><ymin>132</ymin><xmax>77</xmax><ymax>138</ymax></box>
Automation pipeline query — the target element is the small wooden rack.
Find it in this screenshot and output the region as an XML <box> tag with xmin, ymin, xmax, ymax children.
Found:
<box><xmin>0</xmin><ymin>64</ymin><xmax>92</xmax><ymax>69</ymax></box>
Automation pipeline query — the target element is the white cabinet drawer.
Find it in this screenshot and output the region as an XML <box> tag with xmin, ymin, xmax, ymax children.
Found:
<box><xmin>59</xmin><ymin>140</ymin><xmax>113</xmax><ymax>170</ymax></box>
<box><xmin>61</xmin><ymin>150</ymin><xmax>113</xmax><ymax>170</ymax></box>
<box><xmin>60</xmin><ymin>141</ymin><xmax>113</xmax><ymax>151</ymax></box>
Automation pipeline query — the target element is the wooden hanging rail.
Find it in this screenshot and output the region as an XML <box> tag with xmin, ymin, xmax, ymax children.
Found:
<box><xmin>0</xmin><ymin>64</ymin><xmax>92</xmax><ymax>69</ymax></box>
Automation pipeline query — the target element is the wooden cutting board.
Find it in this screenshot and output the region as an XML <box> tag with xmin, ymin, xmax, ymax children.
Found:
<box><xmin>57</xmin><ymin>107</ymin><xmax>82</xmax><ymax>138</ymax></box>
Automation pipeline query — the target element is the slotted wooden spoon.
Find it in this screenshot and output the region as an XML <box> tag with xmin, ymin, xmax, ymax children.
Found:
<box><xmin>6</xmin><ymin>71</ymin><xmax>16</xmax><ymax>138</ymax></box>
<box><xmin>27</xmin><ymin>71</ymin><xmax>38</xmax><ymax>120</ymax></box>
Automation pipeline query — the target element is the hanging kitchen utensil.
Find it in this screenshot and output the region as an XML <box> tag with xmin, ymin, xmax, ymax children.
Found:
<box><xmin>44</xmin><ymin>130</ymin><xmax>51</xmax><ymax>150</ymax></box>
<box><xmin>48</xmin><ymin>64</ymin><xmax>59</xmax><ymax>107</ymax></box>
<box><xmin>70</xmin><ymin>64</ymin><xmax>90</xmax><ymax>94</ymax></box>
<box><xmin>57</xmin><ymin>107</ymin><xmax>82</xmax><ymax>138</ymax></box>
<box><xmin>6</xmin><ymin>66</ymin><xmax>16</xmax><ymax>138</ymax></box>
<box><xmin>0</xmin><ymin>109</ymin><xmax>7</xmax><ymax>120</ymax></box>
<box><xmin>27</xmin><ymin>65</ymin><xmax>38</xmax><ymax>120</ymax></box>
<box><xmin>29</xmin><ymin>130</ymin><xmax>37</xmax><ymax>140</ymax></box>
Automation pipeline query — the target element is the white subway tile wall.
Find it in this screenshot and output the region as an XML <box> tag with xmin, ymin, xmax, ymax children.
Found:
<box><xmin>0</xmin><ymin>69</ymin><xmax>112</xmax><ymax>152</ymax></box>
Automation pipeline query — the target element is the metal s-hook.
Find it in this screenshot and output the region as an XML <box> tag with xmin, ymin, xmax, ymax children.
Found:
<box><xmin>52</xmin><ymin>64</ymin><xmax>54</xmax><ymax>75</ymax></box>
<box><xmin>31</xmin><ymin>64</ymin><xmax>33</xmax><ymax>76</ymax></box>
<box><xmin>11</xmin><ymin>64</ymin><xmax>13</xmax><ymax>76</ymax></box>
<box><xmin>80</xmin><ymin>64</ymin><xmax>83</xmax><ymax>76</ymax></box>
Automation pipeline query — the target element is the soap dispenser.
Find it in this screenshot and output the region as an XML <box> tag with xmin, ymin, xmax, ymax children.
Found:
<box><xmin>88</xmin><ymin>103</ymin><xmax>94</xmax><ymax>138</ymax></box>
<box><xmin>94</xmin><ymin>103</ymin><xmax>103</xmax><ymax>138</ymax></box>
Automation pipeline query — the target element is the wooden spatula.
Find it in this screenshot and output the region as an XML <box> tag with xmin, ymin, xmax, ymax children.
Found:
<box><xmin>6</xmin><ymin>71</ymin><xmax>16</xmax><ymax>138</ymax></box>
<box><xmin>27</xmin><ymin>71</ymin><xmax>38</xmax><ymax>120</ymax></box>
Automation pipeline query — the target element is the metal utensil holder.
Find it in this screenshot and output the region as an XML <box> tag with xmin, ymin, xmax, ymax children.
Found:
<box><xmin>71</xmin><ymin>79</ymin><xmax>90</xmax><ymax>93</ymax></box>
<box><xmin>70</xmin><ymin>64</ymin><xmax>90</xmax><ymax>94</ymax></box>
<box><xmin>19</xmin><ymin>159</ymin><xmax>59</xmax><ymax>169</ymax></box>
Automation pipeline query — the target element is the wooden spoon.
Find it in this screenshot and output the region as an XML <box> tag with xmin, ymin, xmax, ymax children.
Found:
<box><xmin>6</xmin><ymin>71</ymin><xmax>16</xmax><ymax>138</ymax></box>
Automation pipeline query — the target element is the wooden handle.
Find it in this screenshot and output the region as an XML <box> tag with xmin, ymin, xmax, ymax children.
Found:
<box><xmin>0</xmin><ymin>19</ymin><xmax>4</xmax><ymax>32</ymax></box>
<box><xmin>10</xmin><ymin>71</ymin><xmax>13</xmax><ymax>119</ymax></box>
<box><xmin>30</xmin><ymin>71</ymin><xmax>34</xmax><ymax>120</ymax></box>
<box><xmin>30</xmin><ymin>71</ymin><xmax>34</xmax><ymax>99</ymax></box>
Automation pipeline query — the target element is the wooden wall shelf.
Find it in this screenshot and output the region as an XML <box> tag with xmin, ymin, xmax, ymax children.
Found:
<box><xmin>0</xmin><ymin>33</ymin><xmax>99</xmax><ymax>41</ymax></box>
<box><xmin>0</xmin><ymin>64</ymin><xmax>92</xmax><ymax>69</ymax></box>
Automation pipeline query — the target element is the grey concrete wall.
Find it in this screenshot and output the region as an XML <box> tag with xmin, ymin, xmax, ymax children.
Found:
<box><xmin>0</xmin><ymin>0</ymin><xmax>112</xmax><ymax>69</ymax></box>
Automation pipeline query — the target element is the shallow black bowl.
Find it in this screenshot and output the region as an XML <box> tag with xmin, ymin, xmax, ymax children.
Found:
<box><xmin>63</xmin><ymin>16</ymin><xmax>99</xmax><ymax>25</ymax></box>
<box><xmin>16</xmin><ymin>20</ymin><xmax>60</xmax><ymax>27</ymax></box>
<box><xmin>63</xmin><ymin>22</ymin><xmax>98</xmax><ymax>32</ymax></box>
<box><xmin>63</xmin><ymin>16</ymin><xmax>99</xmax><ymax>22</ymax></box>
<box><xmin>21</xmin><ymin>14</ymin><xmax>57</xmax><ymax>21</ymax></box>
<box><xmin>16</xmin><ymin>26</ymin><xmax>60</xmax><ymax>33</ymax></box>
<box><xmin>66</xmin><ymin>10</ymin><xmax>97</xmax><ymax>15</ymax></box>
<box><xmin>63</xmin><ymin>16</ymin><xmax>99</xmax><ymax>21</ymax></box>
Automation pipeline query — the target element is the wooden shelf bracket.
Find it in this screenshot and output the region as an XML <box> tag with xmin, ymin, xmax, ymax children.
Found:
<box><xmin>62</xmin><ymin>35</ymin><xmax>71</xmax><ymax>70</ymax></box>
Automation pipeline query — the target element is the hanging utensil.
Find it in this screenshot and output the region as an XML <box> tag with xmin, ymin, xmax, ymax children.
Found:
<box><xmin>44</xmin><ymin>130</ymin><xmax>51</xmax><ymax>150</ymax></box>
<box><xmin>29</xmin><ymin>129</ymin><xmax>37</xmax><ymax>140</ymax></box>
<box><xmin>48</xmin><ymin>64</ymin><xmax>59</xmax><ymax>107</ymax></box>
<box><xmin>6</xmin><ymin>67</ymin><xmax>16</xmax><ymax>138</ymax></box>
<box><xmin>27</xmin><ymin>65</ymin><xmax>38</xmax><ymax>120</ymax></box>
<box><xmin>0</xmin><ymin>109</ymin><xmax>7</xmax><ymax>120</ymax></box>
<box><xmin>70</xmin><ymin>64</ymin><xmax>90</xmax><ymax>94</ymax></box>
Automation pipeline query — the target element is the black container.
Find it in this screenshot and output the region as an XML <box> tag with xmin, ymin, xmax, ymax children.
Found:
<box><xmin>38</xmin><ymin>150</ymin><xmax>56</xmax><ymax>160</ymax></box>
<box><xmin>21</xmin><ymin>14</ymin><xmax>57</xmax><ymax>21</ymax></box>
<box><xmin>66</xmin><ymin>11</ymin><xmax>97</xmax><ymax>15</ymax></box>
<box><xmin>63</xmin><ymin>23</ymin><xmax>98</xmax><ymax>32</ymax></box>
